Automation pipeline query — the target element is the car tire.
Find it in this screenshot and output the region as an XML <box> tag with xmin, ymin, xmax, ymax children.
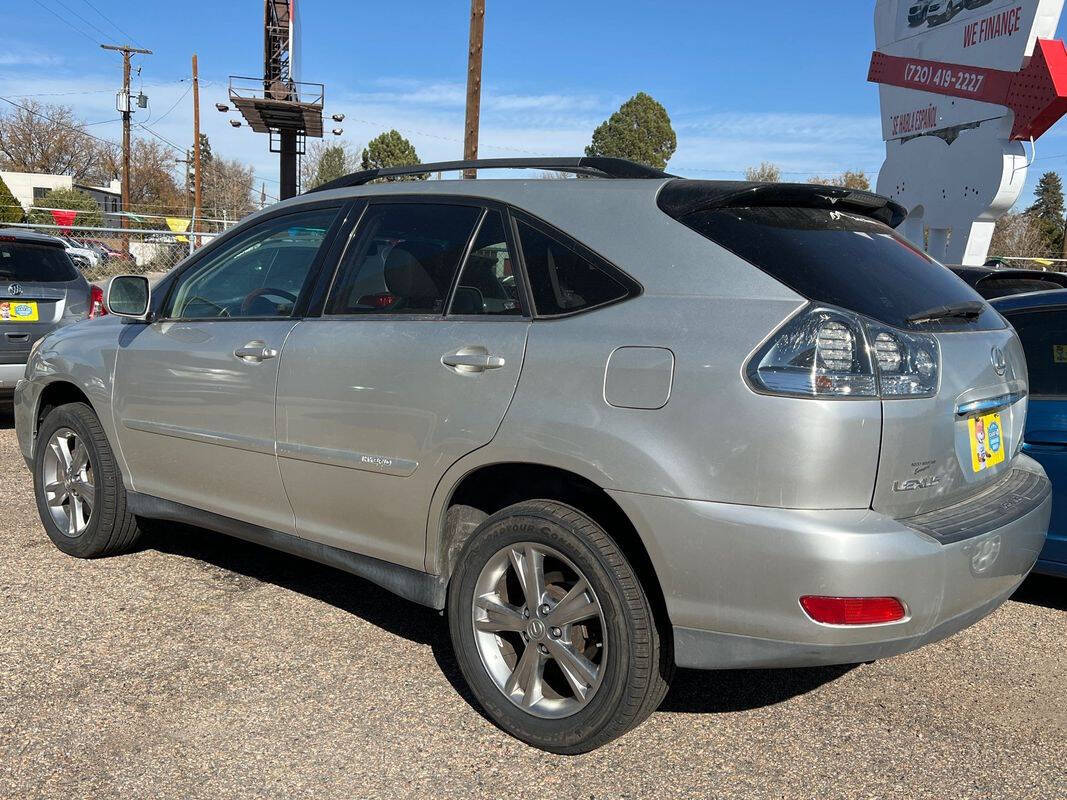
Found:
<box><xmin>447</xmin><ymin>500</ymin><xmax>672</xmax><ymax>753</ymax></box>
<box><xmin>33</xmin><ymin>402</ymin><xmax>141</xmax><ymax>558</ymax></box>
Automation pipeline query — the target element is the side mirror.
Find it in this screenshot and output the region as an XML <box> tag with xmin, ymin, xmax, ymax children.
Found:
<box><xmin>105</xmin><ymin>275</ymin><xmax>151</xmax><ymax>320</ymax></box>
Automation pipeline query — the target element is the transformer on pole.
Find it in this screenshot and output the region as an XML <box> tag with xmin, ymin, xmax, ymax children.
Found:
<box><xmin>228</xmin><ymin>1</ymin><xmax>323</xmax><ymax>199</ymax></box>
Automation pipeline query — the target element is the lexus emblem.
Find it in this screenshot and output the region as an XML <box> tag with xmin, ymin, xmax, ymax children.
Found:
<box><xmin>6</xmin><ymin>283</ymin><xmax>22</xmax><ymax>296</ymax></box>
<box><xmin>991</xmin><ymin>346</ymin><xmax>1006</xmax><ymax>376</ymax></box>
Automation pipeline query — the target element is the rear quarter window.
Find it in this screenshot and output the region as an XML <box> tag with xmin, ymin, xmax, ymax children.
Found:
<box><xmin>0</xmin><ymin>242</ymin><xmax>78</xmax><ymax>282</ymax></box>
<box><xmin>515</xmin><ymin>218</ymin><xmax>638</xmax><ymax>316</ymax></box>
<box><xmin>676</xmin><ymin>206</ymin><xmax>1003</xmax><ymax>331</ymax></box>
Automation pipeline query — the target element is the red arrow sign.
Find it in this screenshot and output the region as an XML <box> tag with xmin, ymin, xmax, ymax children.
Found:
<box><xmin>868</xmin><ymin>39</ymin><xmax>1067</xmax><ymax>140</ymax></box>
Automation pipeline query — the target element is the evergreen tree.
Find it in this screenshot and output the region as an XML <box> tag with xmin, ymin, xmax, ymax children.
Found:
<box><xmin>0</xmin><ymin>174</ymin><xmax>23</xmax><ymax>223</ymax></box>
<box><xmin>585</xmin><ymin>92</ymin><xmax>676</xmax><ymax>171</ymax></box>
<box><xmin>360</xmin><ymin>130</ymin><xmax>426</xmax><ymax>180</ymax></box>
<box><xmin>1026</xmin><ymin>171</ymin><xmax>1065</xmax><ymax>255</ymax></box>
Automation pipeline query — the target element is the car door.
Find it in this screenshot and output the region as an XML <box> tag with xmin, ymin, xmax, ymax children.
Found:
<box><xmin>112</xmin><ymin>205</ymin><xmax>343</xmax><ymax>533</ymax></box>
<box><xmin>275</xmin><ymin>200</ymin><xmax>530</xmax><ymax>569</ymax></box>
<box><xmin>1003</xmin><ymin>306</ymin><xmax>1067</xmax><ymax>569</ymax></box>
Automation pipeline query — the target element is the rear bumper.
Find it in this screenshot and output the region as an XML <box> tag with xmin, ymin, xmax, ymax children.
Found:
<box><xmin>608</xmin><ymin>456</ymin><xmax>1049</xmax><ymax>670</ymax></box>
<box><xmin>0</xmin><ymin>363</ymin><xmax>26</xmax><ymax>393</ymax></box>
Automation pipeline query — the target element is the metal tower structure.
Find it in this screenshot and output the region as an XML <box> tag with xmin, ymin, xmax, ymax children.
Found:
<box><xmin>229</xmin><ymin>1</ymin><xmax>323</xmax><ymax>199</ymax></box>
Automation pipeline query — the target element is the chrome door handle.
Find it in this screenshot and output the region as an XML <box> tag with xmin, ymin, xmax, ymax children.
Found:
<box><xmin>441</xmin><ymin>351</ymin><xmax>506</xmax><ymax>372</ymax></box>
<box><xmin>234</xmin><ymin>342</ymin><xmax>278</xmax><ymax>362</ymax></box>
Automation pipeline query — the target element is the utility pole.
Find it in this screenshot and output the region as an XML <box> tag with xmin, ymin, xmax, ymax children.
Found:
<box><xmin>462</xmin><ymin>0</ymin><xmax>485</xmax><ymax>179</ymax></box>
<box><xmin>192</xmin><ymin>53</ymin><xmax>202</xmax><ymax>248</ymax></box>
<box><xmin>102</xmin><ymin>44</ymin><xmax>152</xmax><ymax>252</ymax></box>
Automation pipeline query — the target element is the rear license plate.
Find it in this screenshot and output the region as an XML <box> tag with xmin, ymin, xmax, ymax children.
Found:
<box><xmin>0</xmin><ymin>301</ymin><xmax>38</xmax><ymax>322</ymax></box>
<box><xmin>968</xmin><ymin>411</ymin><xmax>1005</xmax><ymax>472</ymax></box>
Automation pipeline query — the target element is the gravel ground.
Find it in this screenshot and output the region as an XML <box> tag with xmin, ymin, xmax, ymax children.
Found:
<box><xmin>0</xmin><ymin>410</ymin><xmax>1064</xmax><ymax>800</ymax></box>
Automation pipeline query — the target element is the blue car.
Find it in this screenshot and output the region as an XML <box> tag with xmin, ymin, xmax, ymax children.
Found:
<box><xmin>992</xmin><ymin>289</ymin><xmax>1067</xmax><ymax>576</ymax></box>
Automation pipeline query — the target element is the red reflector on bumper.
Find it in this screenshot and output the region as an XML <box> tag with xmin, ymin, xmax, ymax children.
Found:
<box><xmin>799</xmin><ymin>595</ymin><xmax>906</xmax><ymax>625</ymax></box>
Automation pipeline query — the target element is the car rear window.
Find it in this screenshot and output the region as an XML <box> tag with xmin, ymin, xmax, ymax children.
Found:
<box><xmin>974</xmin><ymin>276</ymin><xmax>1067</xmax><ymax>299</ymax></box>
<box><xmin>1002</xmin><ymin>309</ymin><xmax>1067</xmax><ymax>396</ymax></box>
<box><xmin>0</xmin><ymin>241</ymin><xmax>78</xmax><ymax>282</ymax></box>
<box><xmin>675</xmin><ymin>206</ymin><xmax>1003</xmax><ymax>331</ymax></box>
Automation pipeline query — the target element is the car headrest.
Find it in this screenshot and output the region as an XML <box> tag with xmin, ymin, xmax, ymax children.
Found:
<box><xmin>383</xmin><ymin>242</ymin><xmax>441</xmax><ymax>302</ymax></box>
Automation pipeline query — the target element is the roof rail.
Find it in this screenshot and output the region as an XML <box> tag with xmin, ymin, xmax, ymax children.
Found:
<box><xmin>304</xmin><ymin>156</ymin><xmax>673</xmax><ymax>193</ymax></box>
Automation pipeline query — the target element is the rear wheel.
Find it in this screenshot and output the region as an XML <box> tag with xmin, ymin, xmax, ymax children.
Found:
<box><xmin>33</xmin><ymin>402</ymin><xmax>141</xmax><ymax>558</ymax></box>
<box><xmin>448</xmin><ymin>500</ymin><xmax>671</xmax><ymax>753</ymax></box>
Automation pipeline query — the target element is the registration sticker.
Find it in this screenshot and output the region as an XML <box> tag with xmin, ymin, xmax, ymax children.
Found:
<box><xmin>0</xmin><ymin>301</ymin><xmax>37</xmax><ymax>322</ymax></box>
<box><xmin>968</xmin><ymin>412</ymin><xmax>1005</xmax><ymax>473</ymax></box>
<box><xmin>1055</xmin><ymin>344</ymin><xmax>1067</xmax><ymax>363</ymax></box>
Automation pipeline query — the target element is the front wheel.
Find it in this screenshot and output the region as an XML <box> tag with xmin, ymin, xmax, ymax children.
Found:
<box><xmin>33</xmin><ymin>402</ymin><xmax>141</xmax><ymax>558</ymax></box>
<box><xmin>447</xmin><ymin>500</ymin><xmax>671</xmax><ymax>753</ymax></box>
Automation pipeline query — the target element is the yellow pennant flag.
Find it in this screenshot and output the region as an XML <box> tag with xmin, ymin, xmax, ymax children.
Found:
<box><xmin>165</xmin><ymin>217</ymin><xmax>191</xmax><ymax>243</ymax></box>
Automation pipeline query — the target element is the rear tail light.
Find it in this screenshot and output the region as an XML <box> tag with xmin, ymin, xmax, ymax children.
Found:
<box><xmin>799</xmin><ymin>595</ymin><xmax>906</xmax><ymax>625</ymax></box>
<box><xmin>88</xmin><ymin>284</ymin><xmax>107</xmax><ymax>319</ymax></box>
<box><xmin>748</xmin><ymin>304</ymin><xmax>939</xmax><ymax>399</ymax></box>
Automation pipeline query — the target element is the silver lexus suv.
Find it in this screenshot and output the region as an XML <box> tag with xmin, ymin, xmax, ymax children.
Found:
<box><xmin>13</xmin><ymin>158</ymin><xmax>1050</xmax><ymax>753</ymax></box>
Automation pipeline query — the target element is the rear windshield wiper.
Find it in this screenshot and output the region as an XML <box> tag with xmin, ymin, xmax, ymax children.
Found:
<box><xmin>905</xmin><ymin>300</ymin><xmax>985</xmax><ymax>325</ymax></box>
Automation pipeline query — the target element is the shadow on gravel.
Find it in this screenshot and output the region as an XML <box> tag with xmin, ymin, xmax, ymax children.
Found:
<box><xmin>141</xmin><ymin>520</ymin><xmax>843</xmax><ymax>719</ymax></box>
<box><xmin>660</xmin><ymin>664</ymin><xmax>853</xmax><ymax>714</ymax></box>
<box><xmin>0</xmin><ymin>407</ymin><xmax>13</xmax><ymax>429</ymax></box>
<box><xmin>1012</xmin><ymin>573</ymin><xmax>1066</xmax><ymax>612</ymax></box>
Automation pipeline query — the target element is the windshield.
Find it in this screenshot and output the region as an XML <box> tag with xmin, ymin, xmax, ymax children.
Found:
<box><xmin>675</xmin><ymin>206</ymin><xmax>1003</xmax><ymax>331</ymax></box>
<box><xmin>0</xmin><ymin>241</ymin><xmax>79</xmax><ymax>282</ymax></box>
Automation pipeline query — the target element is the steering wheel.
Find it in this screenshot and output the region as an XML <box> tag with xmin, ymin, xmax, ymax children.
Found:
<box><xmin>240</xmin><ymin>287</ymin><xmax>298</xmax><ymax>315</ymax></box>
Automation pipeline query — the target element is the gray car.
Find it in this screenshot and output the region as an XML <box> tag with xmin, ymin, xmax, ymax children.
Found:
<box><xmin>0</xmin><ymin>229</ymin><xmax>98</xmax><ymax>405</ymax></box>
<box><xmin>12</xmin><ymin>158</ymin><xmax>1050</xmax><ymax>753</ymax></box>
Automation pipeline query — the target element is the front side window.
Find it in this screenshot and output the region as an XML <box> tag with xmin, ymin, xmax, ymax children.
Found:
<box><xmin>326</xmin><ymin>203</ymin><xmax>481</xmax><ymax>315</ymax></box>
<box><xmin>1005</xmin><ymin>309</ymin><xmax>1067</xmax><ymax>396</ymax></box>
<box><xmin>166</xmin><ymin>207</ymin><xmax>337</xmax><ymax>320</ymax></box>
<box><xmin>449</xmin><ymin>210</ymin><xmax>522</xmax><ymax>316</ymax></box>
<box><xmin>516</xmin><ymin>220</ymin><xmax>633</xmax><ymax>316</ymax></box>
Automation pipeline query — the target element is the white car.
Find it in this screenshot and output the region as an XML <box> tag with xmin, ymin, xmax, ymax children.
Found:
<box><xmin>59</xmin><ymin>237</ymin><xmax>100</xmax><ymax>269</ymax></box>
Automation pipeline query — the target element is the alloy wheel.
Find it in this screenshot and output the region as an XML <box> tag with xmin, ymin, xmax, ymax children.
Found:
<box><xmin>42</xmin><ymin>427</ymin><xmax>95</xmax><ymax>538</ymax></box>
<box><xmin>471</xmin><ymin>542</ymin><xmax>607</xmax><ymax>719</ymax></box>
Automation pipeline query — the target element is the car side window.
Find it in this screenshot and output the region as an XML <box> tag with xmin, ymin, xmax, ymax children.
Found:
<box><xmin>515</xmin><ymin>219</ymin><xmax>632</xmax><ymax>316</ymax></box>
<box><xmin>166</xmin><ymin>207</ymin><xmax>338</xmax><ymax>320</ymax></box>
<box><xmin>448</xmin><ymin>210</ymin><xmax>522</xmax><ymax>316</ymax></box>
<box><xmin>326</xmin><ymin>203</ymin><xmax>481</xmax><ymax>315</ymax></box>
<box><xmin>1005</xmin><ymin>309</ymin><xmax>1067</xmax><ymax>396</ymax></box>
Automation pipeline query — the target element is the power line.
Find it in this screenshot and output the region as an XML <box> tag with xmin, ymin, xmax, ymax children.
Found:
<box><xmin>149</xmin><ymin>84</ymin><xmax>191</xmax><ymax>126</ymax></box>
<box><xmin>30</xmin><ymin>0</ymin><xmax>103</xmax><ymax>46</ymax></box>
<box><xmin>52</xmin><ymin>0</ymin><xmax>118</xmax><ymax>44</ymax></box>
<box><xmin>79</xmin><ymin>0</ymin><xmax>143</xmax><ymax>48</ymax></box>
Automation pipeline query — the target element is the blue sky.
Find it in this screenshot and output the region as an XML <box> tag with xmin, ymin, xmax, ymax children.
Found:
<box><xmin>6</xmin><ymin>1</ymin><xmax>1067</xmax><ymax>205</ymax></box>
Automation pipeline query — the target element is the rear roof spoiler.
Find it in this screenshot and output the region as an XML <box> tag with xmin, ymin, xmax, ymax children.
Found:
<box><xmin>657</xmin><ymin>180</ymin><xmax>908</xmax><ymax>229</ymax></box>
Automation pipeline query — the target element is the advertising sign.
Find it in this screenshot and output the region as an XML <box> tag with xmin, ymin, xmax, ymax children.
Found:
<box><xmin>873</xmin><ymin>1</ymin><xmax>1064</xmax><ymax>140</ymax></box>
<box><xmin>870</xmin><ymin>0</ymin><xmax>1067</xmax><ymax>265</ymax></box>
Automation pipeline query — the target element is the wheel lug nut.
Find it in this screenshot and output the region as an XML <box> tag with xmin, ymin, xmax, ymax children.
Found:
<box><xmin>539</xmin><ymin>604</ymin><xmax>550</xmax><ymax>616</ymax></box>
<box><xmin>551</xmin><ymin>627</ymin><xmax>562</xmax><ymax>638</ymax></box>
<box><xmin>522</xmin><ymin>608</ymin><xmax>530</xmax><ymax>619</ymax></box>
<box><xmin>538</xmin><ymin>644</ymin><xmax>549</xmax><ymax>655</ymax></box>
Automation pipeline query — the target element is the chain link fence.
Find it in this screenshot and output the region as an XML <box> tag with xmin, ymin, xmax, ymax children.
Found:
<box><xmin>7</xmin><ymin>222</ymin><xmax>224</xmax><ymax>283</ymax></box>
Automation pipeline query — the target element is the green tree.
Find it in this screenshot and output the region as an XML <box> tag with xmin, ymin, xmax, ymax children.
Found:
<box><xmin>808</xmin><ymin>170</ymin><xmax>870</xmax><ymax>191</ymax></box>
<box><xmin>1026</xmin><ymin>171</ymin><xmax>1065</xmax><ymax>255</ymax></box>
<box><xmin>26</xmin><ymin>187</ymin><xmax>102</xmax><ymax>227</ymax></box>
<box><xmin>360</xmin><ymin>130</ymin><xmax>426</xmax><ymax>180</ymax></box>
<box><xmin>585</xmin><ymin>92</ymin><xmax>676</xmax><ymax>171</ymax></box>
<box><xmin>745</xmin><ymin>162</ymin><xmax>781</xmax><ymax>183</ymax></box>
<box><xmin>0</xmin><ymin>174</ymin><xmax>23</xmax><ymax>223</ymax></box>
<box><xmin>312</xmin><ymin>145</ymin><xmax>350</xmax><ymax>188</ymax></box>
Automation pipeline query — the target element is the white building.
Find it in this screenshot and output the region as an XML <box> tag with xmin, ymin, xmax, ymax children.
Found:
<box><xmin>0</xmin><ymin>171</ymin><xmax>121</xmax><ymax>216</ymax></box>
